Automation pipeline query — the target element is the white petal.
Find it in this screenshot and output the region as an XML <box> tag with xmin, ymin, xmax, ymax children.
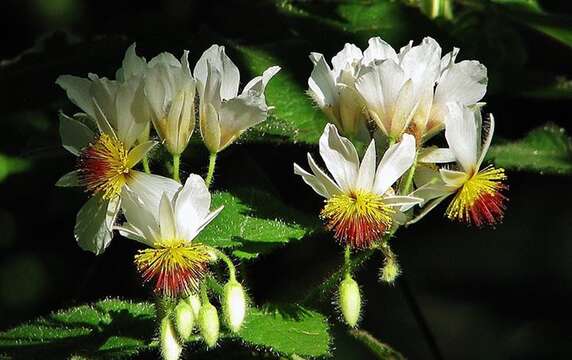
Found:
<box><xmin>362</xmin><ymin>37</ymin><xmax>398</xmax><ymax>65</ymax></box>
<box><xmin>331</xmin><ymin>43</ymin><xmax>362</xmax><ymax>78</ymax></box>
<box><xmin>308</xmin><ymin>54</ymin><xmax>336</xmax><ymax>108</ymax></box>
<box><xmin>74</xmin><ymin>195</ymin><xmax>120</xmax><ymax>255</ymax></box>
<box><xmin>373</xmin><ymin>133</ymin><xmax>416</xmax><ymax>194</ymax></box>
<box><xmin>294</xmin><ymin>163</ymin><xmax>330</xmax><ymax>198</ymax></box>
<box><xmin>417</xmin><ymin>147</ymin><xmax>456</xmax><ymax>163</ymax></box>
<box><xmin>115</xmin><ymin>223</ymin><xmax>151</xmax><ymax>246</ymax></box>
<box><xmin>435</xmin><ymin>60</ymin><xmax>487</xmax><ymax>107</ymax></box>
<box><xmin>355</xmin><ymin>140</ymin><xmax>376</xmax><ymax>191</ymax></box>
<box><xmin>120</xmin><ymin>186</ymin><xmax>160</xmax><ymax>243</ymax></box>
<box><xmin>243</xmin><ymin>66</ymin><xmax>281</xmax><ymax>96</ymax></box>
<box><xmin>319</xmin><ymin>124</ymin><xmax>359</xmax><ymax>191</ymax></box>
<box><xmin>56</xmin><ymin>170</ymin><xmax>81</xmax><ymax>187</ymax></box>
<box><xmin>218</xmin><ymin>94</ymin><xmax>267</xmax><ymax>150</ymax></box>
<box><xmin>444</xmin><ymin>102</ymin><xmax>478</xmax><ymax>173</ymax></box>
<box><xmin>116</xmin><ymin>43</ymin><xmax>147</xmax><ymax>80</ymax></box>
<box><xmin>56</xmin><ymin>75</ymin><xmax>95</xmax><ymax>118</ymax></box>
<box><xmin>307</xmin><ymin>154</ymin><xmax>341</xmax><ymax>197</ymax></box>
<box><xmin>114</xmin><ymin>78</ymin><xmax>147</xmax><ymax>148</ymax></box>
<box><xmin>59</xmin><ymin>112</ymin><xmax>95</xmax><ymax>156</ymax></box>
<box><xmin>408</xmin><ymin>182</ymin><xmax>453</xmax><ymax>207</ymax></box>
<box><xmin>194</xmin><ymin>45</ymin><xmax>240</xmax><ymax>100</ymax></box>
<box><xmin>390</xmin><ymin>79</ymin><xmax>418</xmax><ymax>136</ymax></box>
<box><xmin>384</xmin><ymin>195</ymin><xmax>423</xmax><ymax>207</ymax></box>
<box><xmin>159</xmin><ymin>194</ymin><xmax>177</xmax><ymax>240</ymax></box>
<box><xmin>174</xmin><ymin>174</ymin><xmax>211</xmax><ymax>240</ymax></box>
<box><xmin>190</xmin><ymin>206</ymin><xmax>223</xmax><ymax>241</ymax></box>
<box><xmin>399</xmin><ymin>37</ymin><xmax>441</xmax><ymax>92</ymax></box>
<box><xmin>477</xmin><ymin>113</ymin><xmax>495</xmax><ymax>169</ymax></box>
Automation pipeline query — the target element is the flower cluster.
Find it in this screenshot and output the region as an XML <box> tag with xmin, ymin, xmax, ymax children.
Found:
<box><xmin>56</xmin><ymin>44</ymin><xmax>275</xmax><ymax>357</ymax></box>
<box><xmin>302</xmin><ymin>37</ymin><xmax>507</xmax><ymax>327</ymax></box>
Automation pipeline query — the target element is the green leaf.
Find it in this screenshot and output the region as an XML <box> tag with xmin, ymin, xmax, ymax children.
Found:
<box><xmin>235</xmin><ymin>43</ymin><xmax>328</xmax><ymax>144</ymax></box>
<box><xmin>0</xmin><ymin>298</ymin><xmax>155</xmax><ymax>359</ymax></box>
<box><xmin>487</xmin><ymin>123</ymin><xmax>572</xmax><ymax>174</ymax></box>
<box><xmin>0</xmin><ymin>154</ymin><xmax>30</xmax><ymax>183</ymax></box>
<box><xmin>349</xmin><ymin>329</ymin><xmax>405</xmax><ymax>360</ymax></box>
<box><xmin>239</xmin><ymin>304</ymin><xmax>331</xmax><ymax>357</ymax></box>
<box><xmin>195</xmin><ymin>189</ymin><xmax>317</xmax><ymax>260</ymax></box>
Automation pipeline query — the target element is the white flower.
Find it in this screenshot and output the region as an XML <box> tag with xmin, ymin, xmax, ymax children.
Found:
<box><xmin>119</xmin><ymin>174</ymin><xmax>223</xmax><ymax>297</ymax></box>
<box><xmin>410</xmin><ymin>102</ymin><xmax>507</xmax><ymax>227</ymax></box>
<box><xmin>294</xmin><ymin>124</ymin><xmax>421</xmax><ymax>248</ymax></box>
<box><xmin>144</xmin><ymin>50</ymin><xmax>197</xmax><ymax>155</ymax></box>
<box><xmin>55</xmin><ymin>46</ymin><xmax>176</xmax><ymax>254</ymax></box>
<box><xmin>308</xmin><ymin>43</ymin><xmax>368</xmax><ymax>139</ymax></box>
<box><xmin>193</xmin><ymin>45</ymin><xmax>280</xmax><ymax>153</ymax></box>
<box><xmin>355</xmin><ymin>37</ymin><xmax>487</xmax><ymax>141</ymax></box>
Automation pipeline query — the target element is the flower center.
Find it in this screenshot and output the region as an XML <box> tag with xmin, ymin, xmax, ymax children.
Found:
<box><xmin>134</xmin><ymin>239</ymin><xmax>211</xmax><ymax>298</ymax></box>
<box><xmin>321</xmin><ymin>190</ymin><xmax>394</xmax><ymax>248</ymax></box>
<box><xmin>446</xmin><ymin>166</ymin><xmax>508</xmax><ymax>227</ymax></box>
<box><xmin>78</xmin><ymin>134</ymin><xmax>130</xmax><ymax>200</ymax></box>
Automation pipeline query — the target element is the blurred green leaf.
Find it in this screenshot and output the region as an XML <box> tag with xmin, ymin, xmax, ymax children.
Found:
<box><xmin>0</xmin><ymin>299</ymin><xmax>155</xmax><ymax>359</ymax></box>
<box><xmin>239</xmin><ymin>304</ymin><xmax>330</xmax><ymax>357</ymax></box>
<box><xmin>521</xmin><ymin>76</ymin><xmax>572</xmax><ymax>99</ymax></box>
<box><xmin>0</xmin><ymin>154</ymin><xmax>30</xmax><ymax>183</ymax></box>
<box><xmin>195</xmin><ymin>189</ymin><xmax>317</xmax><ymax>260</ymax></box>
<box><xmin>487</xmin><ymin>123</ymin><xmax>572</xmax><ymax>174</ymax></box>
<box><xmin>349</xmin><ymin>329</ymin><xmax>405</xmax><ymax>360</ymax></box>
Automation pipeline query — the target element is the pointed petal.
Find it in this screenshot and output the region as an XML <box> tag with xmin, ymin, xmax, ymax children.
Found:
<box><xmin>56</xmin><ymin>170</ymin><xmax>81</xmax><ymax>187</ymax></box>
<box><xmin>477</xmin><ymin>113</ymin><xmax>495</xmax><ymax>169</ymax></box>
<box><xmin>159</xmin><ymin>194</ymin><xmax>176</xmax><ymax>240</ymax></box>
<box><xmin>356</xmin><ymin>140</ymin><xmax>377</xmax><ymax>191</ymax></box>
<box><xmin>307</xmin><ymin>154</ymin><xmax>342</xmax><ymax>197</ymax></box>
<box><xmin>373</xmin><ymin>133</ymin><xmax>416</xmax><ymax>194</ymax></box>
<box><xmin>174</xmin><ymin>174</ymin><xmax>212</xmax><ymax>240</ymax></box>
<box><xmin>243</xmin><ymin>66</ymin><xmax>281</xmax><ymax>96</ymax></box>
<box><xmin>439</xmin><ymin>168</ymin><xmax>469</xmax><ymax>187</ymax></box>
<box><xmin>308</xmin><ymin>54</ymin><xmax>336</xmax><ymax>108</ymax></box>
<box><xmin>384</xmin><ymin>195</ymin><xmax>423</xmax><ymax>207</ymax></box>
<box><xmin>444</xmin><ymin>102</ymin><xmax>478</xmax><ymax>173</ymax></box>
<box><xmin>59</xmin><ymin>112</ymin><xmax>95</xmax><ymax>156</ymax></box>
<box><xmin>56</xmin><ymin>75</ymin><xmax>95</xmax><ymax>118</ymax></box>
<box><xmin>294</xmin><ymin>163</ymin><xmax>330</xmax><ymax>198</ymax></box>
<box><xmin>126</xmin><ymin>141</ymin><xmax>157</xmax><ymax>168</ymax></box>
<box><xmin>418</xmin><ymin>147</ymin><xmax>456</xmax><ymax>163</ymax></box>
<box><xmin>435</xmin><ymin>60</ymin><xmax>487</xmax><ymax>107</ymax></box>
<box><xmin>362</xmin><ymin>37</ymin><xmax>397</xmax><ymax>65</ymax></box>
<box><xmin>318</xmin><ymin>124</ymin><xmax>359</xmax><ymax>191</ymax></box>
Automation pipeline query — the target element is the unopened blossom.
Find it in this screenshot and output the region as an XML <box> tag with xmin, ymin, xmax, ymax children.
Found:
<box><xmin>411</xmin><ymin>103</ymin><xmax>507</xmax><ymax>226</ymax></box>
<box><xmin>294</xmin><ymin>124</ymin><xmax>422</xmax><ymax>248</ymax></box>
<box><xmin>308</xmin><ymin>43</ymin><xmax>369</xmax><ymax>139</ymax></box>
<box><xmin>144</xmin><ymin>50</ymin><xmax>197</xmax><ymax>155</ymax></box>
<box><xmin>56</xmin><ymin>52</ymin><xmax>176</xmax><ymax>254</ymax></box>
<box><xmin>355</xmin><ymin>37</ymin><xmax>487</xmax><ymax>142</ymax></box>
<box><xmin>119</xmin><ymin>175</ymin><xmax>223</xmax><ymax>298</ymax></box>
<box><xmin>193</xmin><ymin>45</ymin><xmax>280</xmax><ymax>154</ymax></box>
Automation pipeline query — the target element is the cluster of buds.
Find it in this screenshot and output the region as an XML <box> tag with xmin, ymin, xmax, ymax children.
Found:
<box><xmin>300</xmin><ymin>36</ymin><xmax>507</xmax><ymax>326</ymax></box>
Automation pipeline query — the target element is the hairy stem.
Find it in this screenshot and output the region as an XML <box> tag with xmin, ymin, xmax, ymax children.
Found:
<box><xmin>142</xmin><ymin>155</ymin><xmax>151</xmax><ymax>174</ymax></box>
<box><xmin>172</xmin><ymin>154</ymin><xmax>181</xmax><ymax>183</ymax></box>
<box><xmin>205</xmin><ymin>152</ymin><xmax>217</xmax><ymax>188</ymax></box>
<box><xmin>213</xmin><ymin>248</ymin><xmax>237</xmax><ymax>281</ymax></box>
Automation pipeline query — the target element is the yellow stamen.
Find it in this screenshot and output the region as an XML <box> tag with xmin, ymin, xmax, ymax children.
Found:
<box><xmin>78</xmin><ymin>134</ymin><xmax>130</xmax><ymax>200</ymax></box>
<box><xmin>321</xmin><ymin>190</ymin><xmax>394</xmax><ymax>248</ymax></box>
<box><xmin>134</xmin><ymin>240</ymin><xmax>211</xmax><ymax>298</ymax></box>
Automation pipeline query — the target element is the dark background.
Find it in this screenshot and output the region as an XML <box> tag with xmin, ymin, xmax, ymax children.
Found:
<box><xmin>1</xmin><ymin>0</ymin><xmax>571</xmax><ymax>359</ymax></box>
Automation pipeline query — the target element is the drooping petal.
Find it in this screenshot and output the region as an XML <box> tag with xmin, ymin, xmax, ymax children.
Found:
<box><xmin>384</xmin><ymin>195</ymin><xmax>423</xmax><ymax>207</ymax></box>
<box><xmin>126</xmin><ymin>141</ymin><xmax>157</xmax><ymax>168</ymax></box>
<box><xmin>318</xmin><ymin>124</ymin><xmax>360</xmax><ymax>191</ymax></box>
<box><xmin>217</xmin><ymin>94</ymin><xmax>267</xmax><ymax>151</ymax></box>
<box><xmin>56</xmin><ymin>75</ymin><xmax>95</xmax><ymax>118</ymax></box>
<box><xmin>294</xmin><ymin>163</ymin><xmax>330</xmax><ymax>199</ymax></box>
<box><xmin>243</xmin><ymin>66</ymin><xmax>281</xmax><ymax>97</ymax></box>
<box><xmin>373</xmin><ymin>133</ymin><xmax>416</xmax><ymax>194</ymax></box>
<box><xmin>444</xmin><ymin>102</ymin><xmax>478</xmax><ymax>173</ymax></box>
<box><xmin>74</xmin><ymin>195</ymin><xmax>120</xmax><ymax>255</ymax></box>
<box><xmin>307</xmin><ymin>154</ymin><xmax>342</xmax><ymax>197</ymax></box>
<box><xmin>439</xmin><ymin>168</ymin><xmax>469</xmax><ymax>187</ymax></box>
<box><xmin>59</xmin><ymin>112</ymin><xmax>96</xmax><ymax>156</ymax></box>
<box><xmin>418</xmin><ymin>147</ymin><xmax>456</xmax><ymax>163</ymax></box>
<box><xmin>190</xmin><ymin>206</ymin><xmax>224</xmax><ymax>240</ymax></box>
<box><xmin>477</xmin><ymin>113</ymin><xmax>495</xmax><ymax>169</ymax></box>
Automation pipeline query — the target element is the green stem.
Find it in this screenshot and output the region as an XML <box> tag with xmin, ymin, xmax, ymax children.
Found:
<box><xmin>172</xmin><ymin>154</ymin><xmax>181</xmax><ymax>183</ymax></box>
<box><xmin>142</xmin><ymin>155</ymin><xmax>151</xmax><ymax>174</ymax></box>
<box><xmin>400</xmin><ymin>150</ymin><xmax>418</xmax><ymax>195</ymax></box>
<box><xmin>214</xmin><ymin>248</ymin><xmax>237</xmax><ymax>281</ymax></box>
<box><xmin>200</xmin><ymin>282</ymin><xmax>210</xmax><ymax>305</ymax></box>
<box><xmin>205</xmin><ymin>152</ymin><xmax>217</xmax><ymax>188</ymax></box>
<box><xmin>343</xmin><ymin>246</ymin><xmax>351</xmax><ymax>278</ymax></box>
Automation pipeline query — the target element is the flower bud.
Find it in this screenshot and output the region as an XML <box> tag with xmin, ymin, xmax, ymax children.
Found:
<box><xmin>338</xmin><ymin>276</ymin><xmax>361</xmax><ymax>327</ymax></box>
<box><xmin>198</xmin><ymin>302</ymin><xmax>220</xmax><ymax>348</ymax></box>
<box><xmin>380</xmin><ymin>257</ymin><xmax>401</xmax><ymax>284</ymax></box>
<box><xmin>185</xmin><ymin>294</ymin><xmax>201</xmax><ymax>319</ymax></box>
<box><xmin>174</xmin><ymin>301</ymin><xmax>195</xmax><ymax>341</ymax></box>
<box><xmin>222</xmin><ymin>280</ymin><xmax>247</xmax><ymax>332</ymax></box>
<box><xmin>160</xmin><ymin>315</ymin><xmax>182</xmax><ymax>360</ymax></box>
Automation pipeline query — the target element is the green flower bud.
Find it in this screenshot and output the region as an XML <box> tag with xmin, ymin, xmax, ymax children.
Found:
<box><xmin>174</xmin><ymin>301</ymin><xmax>195</xmax><ymax>341</ymax></box>
<box><xmin>185</xmin><ymin>294</ymin><xmax>202</xmax><ymax>319</ymax></box>
<box><xmin>338</xmin><ymin>276</ymin><xmax>361</xmax><ymax>327</ymax></box>
<box><xmin>223</xmin><ymin>280</ymin><xmax>247</xmax><ymax>332</ymax></box>
<box><xmin>160</xmin><ymin>315</ymin><xmax>182</xmax><ymax>360</ymax></box>
<box><xmin>198</xmin><ymin>301</ymin><xmax>220</xmax><ymax>347</ymax></box>
<box><xmin>380</xmin><ymin>257</ymin><xmax>401</xmax><ymax>284</ymax></box>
